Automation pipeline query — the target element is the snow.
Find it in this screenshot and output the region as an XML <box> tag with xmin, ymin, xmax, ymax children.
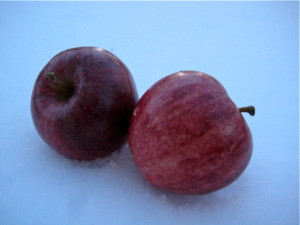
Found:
<box><xmin>0</xmin><ymin>1</ymin><xmax>298</xmax><ymax>225</ymax></box>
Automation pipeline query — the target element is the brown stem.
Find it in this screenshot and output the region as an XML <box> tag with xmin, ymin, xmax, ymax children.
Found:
<box><xmin>239</xmin><ymin>106</ymin><xmax>255</xmax><ymax>116</ymax></box>
<box><xmin>46</xmin><ymin>72</ymin><xmax>74</xmax><ymax>101</ymax></box>
<box><xmin>46</xmin><ymin>72</ymin><xmax>62</xmax><ymax>85</ymax></box>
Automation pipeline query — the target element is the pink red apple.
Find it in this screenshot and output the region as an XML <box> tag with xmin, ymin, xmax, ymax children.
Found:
<box><xmin>128</xmin><ymin>71</ymin><xmax>254</xmax><ymax>195</ymax></box>
<box><xmin>31</xmin><ymin>47</ymin><xmax>138</xmax><ymax>160</ymax></box>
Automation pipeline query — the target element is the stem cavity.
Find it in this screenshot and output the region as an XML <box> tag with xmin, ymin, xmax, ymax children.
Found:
<box><xmin>46</xmin><ymin>72</ymin><xmax>74</xmax><ymax>102</ymax></box>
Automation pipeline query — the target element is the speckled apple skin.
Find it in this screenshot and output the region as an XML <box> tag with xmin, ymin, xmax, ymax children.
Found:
<box><xmin>31</xmin><ymin>47</ymin><xmax>138</xmax><ymax>160</ymax></box>
<box><xmin>128</xmin><ymin>71</ymin><xmax>252</xmax><ymax>195</ymax></box>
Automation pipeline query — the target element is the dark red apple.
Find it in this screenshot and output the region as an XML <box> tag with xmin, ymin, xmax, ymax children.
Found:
<box><xmin>128</xmin><ymin>71</ymin><xmax>254</xmax><ymax>195</ymax></box>
<box><xmin>31</xmin><ymin>47</ymin><xmax>138</xmax><ymax>160</ymax></box>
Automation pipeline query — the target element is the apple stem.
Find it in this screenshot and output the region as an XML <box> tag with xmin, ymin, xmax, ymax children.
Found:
<box><xmin>46</xmin><ymin>72</ymin><xmax>74</xmax><ymax>101</ymax></box>
<box><xmin>46</xmin><ymin>72</ymin><xmax>66</xmax><ymax>92</ymax></box>
<box><xmin>239</xmin><ymin>106</ymin><xmax>255</xmax><ymax>116</ymax></box>
<box><xmin>46</xmin><ymin>72</ymin><xmax>62</xmax><ymax>84</ymax></box>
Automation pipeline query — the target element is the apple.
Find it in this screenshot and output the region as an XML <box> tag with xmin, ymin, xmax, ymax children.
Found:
<box><xmin>31</xmin><ymin>47</ymin><xmax>138</xmax><ymax>160</ymax></box>
<box><xmin>128</xmin><ymin>71</ymin><xmax>254</xmax><ymax>195</ymax></box>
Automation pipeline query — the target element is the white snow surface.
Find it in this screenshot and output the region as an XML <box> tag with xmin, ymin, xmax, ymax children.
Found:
<box><xmin>0</xmin><ymin>2</ymin><xmax>298</xmax><ymax>225</ymax></box>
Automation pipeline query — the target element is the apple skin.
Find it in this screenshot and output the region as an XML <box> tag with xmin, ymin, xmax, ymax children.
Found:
<box><xmin>31</xmin><ymin>47</ymin><xmax>138</xmax><ymax>160</ymax></box>
<box><xmin>128</xmin><ymin>71</ymin><xmax>253</xmax><ymax>195</ymax></box>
